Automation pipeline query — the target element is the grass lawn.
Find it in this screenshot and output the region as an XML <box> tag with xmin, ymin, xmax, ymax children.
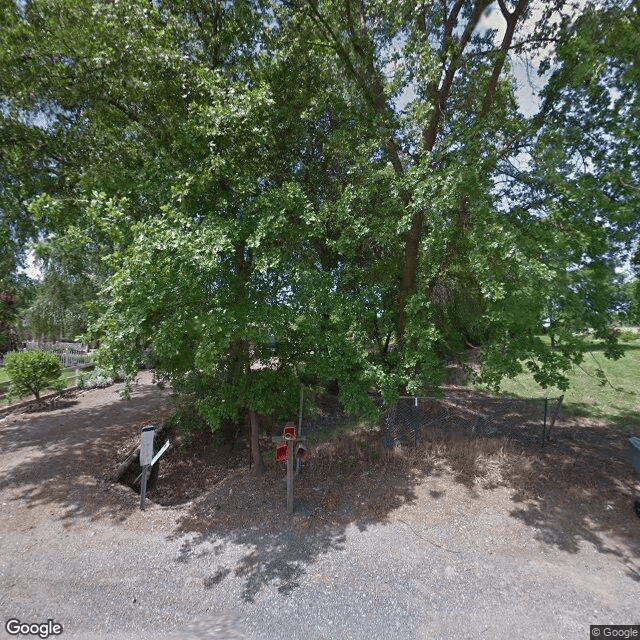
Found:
<box><xmin>477</xmin><ymin>335</ymin><xmax>640</xmax><ymax>432</ymax></box>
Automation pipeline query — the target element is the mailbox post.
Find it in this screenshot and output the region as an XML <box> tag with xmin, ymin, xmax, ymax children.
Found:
<box><xmin>271</xmin><ymin>422</ymin><xmax>307</xmax><ymax>514</ymax></box>
<box><xmin>139</xmin><ymin>426</ymin><xmax>155</xmax><ymax>511</ymax></box>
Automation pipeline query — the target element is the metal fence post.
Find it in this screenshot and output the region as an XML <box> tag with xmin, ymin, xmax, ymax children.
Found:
<box><xmin>541</xmin><ymin>397</ymin><xmax>549</xmax><ymax>447</ymax></box>
<box><xmin>382</xmin><ymin>394</ymin><xmax>566</xmax><ymax>449</ymax></box>
<box><xmin>546</xmin><ymin>395</ymin><xmax>564</xmax><ymax>444</ymax></box>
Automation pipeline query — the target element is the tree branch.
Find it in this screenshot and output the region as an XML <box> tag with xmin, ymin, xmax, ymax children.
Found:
<box><xmin>497</xmin><ymin>0</ymin><xmax>511</xmax><ymax>19</ymax></box>
<box><xmin>303</xmin><ymin>0</ymin><xmax>364</xmax><ymax>87</ymax></box>
<box><xmin>423</xmin><ymin>0</ymin><xmax>491</xmax><ymax>151</ymax></box>
<box><xmin>481</xmin><ymin>0</ymin><xmax>529</xmax><ymax>116</ymax></box>
<box><xmin>303</xmin><ymin>0</ymin><xmax>406</xmax><ymax>177</ymax></box>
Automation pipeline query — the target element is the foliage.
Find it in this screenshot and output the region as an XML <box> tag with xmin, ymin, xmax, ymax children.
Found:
<box><xmin>0</xmin><ymin>273</ymin><xmax>36</xmax><ymax>353</ymax></box>
<box><xmin>76</xmin><ymin>366</ymin><xmax>122</xmax><ymax>390</ymax></box>
<box><xmin>535</xmin><ymin>0</ymin><xmax>639</xmax><ymax>339</ymax></box>
<box><xmin>615</xmin><ymin>278</ymin><xmax>640</xmax><ymax>325</ymax></box>
<box><xmin>0</xmin><ymin>291</ymin><xmax>18</xmax><ymax>355</ymax></box>
<box><xmin>25</xmin><ymin>268</ymin><xmax>93</xmax><ymax>341</ymax></box>
<box><xmin>0</xmin><ymin>0</ymin><xmax>637</xmax><ymax>457</ymax></box>
<box><xmin>617</xmin><ymin>329</ymin><xmax>638</xmax><ymax>342</ymax></box>
<box><xmin>3</xmin><ymin>349</ymin><xmax>64</xmax><ymax>401</ymax></box>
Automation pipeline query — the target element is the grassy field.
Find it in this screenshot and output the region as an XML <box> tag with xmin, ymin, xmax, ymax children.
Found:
<box><xmin>478</xmin><ymin>335</ymin><xmax>640</xmax><ymax>431</ymax></box>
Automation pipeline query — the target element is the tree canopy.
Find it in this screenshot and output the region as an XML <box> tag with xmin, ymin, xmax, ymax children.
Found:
<box><xmin>1</xmin><ymin>0</ymin><xmax>637</xmax><ymax>466</ymax></box>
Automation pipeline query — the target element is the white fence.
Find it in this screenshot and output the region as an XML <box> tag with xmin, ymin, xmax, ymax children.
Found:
<box><xmin>20</xmin><ymin>342</ymin><xmax>93</xmax><ymax>367</ymax></box>
<box><xmin>23</xmin><ymin>341</ymin><xmax>90</xmax><ymax>353</ymax></box>
<box><xmin>51</xmin><ymin>350</ymin><xmax>93</xmax><ymax>367</ymax></box>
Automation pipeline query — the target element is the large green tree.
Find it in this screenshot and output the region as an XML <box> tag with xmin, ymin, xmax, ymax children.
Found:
<box><xmin>528</xmin><ymin>0</ymin><xmax>639</xmax><ymax>338</ymax></box>
<box><xmin>1</xmin><ymin>0</ymin><xmax>635</xmax><ymax>465</ymax></box>
<box><xmin>271</xmin><ymin>0</ymin><xmax>633</xmax><ymax>390</ymax></box>
<box><xmin>0</xmin><ymin>0</ymin><xmax>379</xmax><ymax>471</ymax></box>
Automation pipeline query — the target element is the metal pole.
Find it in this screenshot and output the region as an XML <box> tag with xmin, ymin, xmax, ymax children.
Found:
<box><xmin>541</xmin><ymin>397</ymin><xmax>549</xmax><ymax>448</ymax></box>
<box><xmin>140</xmin><ymin>465</ymin><xmax>149</xmax><ymax>510</ymax></box>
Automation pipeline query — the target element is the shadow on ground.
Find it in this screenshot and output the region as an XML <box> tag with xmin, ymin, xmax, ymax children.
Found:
<box><xmin>164</xmin><ymin>396</ymin><xmax>640</xmax><ymax>600</ymax></box>
<box><xmin>565</xmin><ymin>401</ymin><xmax>640</xmax><ymax>432</ymax></box>
<box><xmin>505</xmin><ymin>407</ymin><xmax>640</xmax><ymax>583</ymax></box>
<box><xmin>1</xmin><ymin>382</ymin><xmax>638</xmax><ymax>601</ymax></box>
<box><xmin>0</xmin><ymin>381</ymin><xmax>170</xmax><ymax>525</ymax></box>
<box><xmin>165</xmin><ymin>454</ymin><xmax>421</xmax><ymax>603</ymax></box>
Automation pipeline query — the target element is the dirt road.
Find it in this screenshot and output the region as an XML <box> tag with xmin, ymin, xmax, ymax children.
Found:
<box><xmin>0</xmin><ymin>372</ymin><xmax>638</xmax><ymax>639</ymax></box>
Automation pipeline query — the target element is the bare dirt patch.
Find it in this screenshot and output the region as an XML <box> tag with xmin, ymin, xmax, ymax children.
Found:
<box><xmin>3</xmin><ymin>374</ymin><xmax>636</xmax><ymax>561</ymax></box>
<box><xmin>0</xmin><ymin>371</ymin><xmax>172</xmax><ymax>528</ymax></box>
<box><xmin>123</xmin><ymin>393</ymin><xmax>640</xmax><ymax>588</ymax></box>
<box><xmin>1</xmin><ymin>373</ymin><xmax>638</xmax><ymax>639</ymax></box>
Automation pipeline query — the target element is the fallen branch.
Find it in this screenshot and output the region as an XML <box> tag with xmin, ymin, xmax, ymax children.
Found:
<box><xmin>110</xmin><ymin>422</ymin><xmax>170</xmax><ymax>483</ymax></box>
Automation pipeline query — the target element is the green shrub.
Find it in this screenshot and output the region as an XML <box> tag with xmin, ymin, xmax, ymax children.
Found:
<box><xmin>77</xmin><ymin>367</ymin><xmax>123</xmax><ymax>390</ymax></box>
<box><xmin>3</xmin><ymin>349</ymin><xmax>64</xmax><ymax>401</ymax></box>
<box><xmin>76</xmin><ymin>371</ymin><xmax>88</xmax><ymax>388</ymax></box>
<box><xmin>618</xmin><ymin>329</ymin><xmax>639</xmax><ymax>342</ymax></box>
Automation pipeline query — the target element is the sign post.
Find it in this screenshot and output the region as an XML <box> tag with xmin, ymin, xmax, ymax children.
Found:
<box><xmin>287</xmin><ymin>436</ymin><xmax>294</xmax><ymax>513</ymax></box>
<box><xmin>139</xmin><ymin>426</ymin><xmax>155</xmax><ymax>511</ymax></box>
<box><xmin>271</xmin><ymin>422</ymin><xmax>307</xmax><ymax>514</ymax></box>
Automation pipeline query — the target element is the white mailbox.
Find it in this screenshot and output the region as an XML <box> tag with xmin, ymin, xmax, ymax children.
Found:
<box><xmin>140</xmin><ymin>426</ymin><xmax>155</xmax><ymax>467</ymax></box>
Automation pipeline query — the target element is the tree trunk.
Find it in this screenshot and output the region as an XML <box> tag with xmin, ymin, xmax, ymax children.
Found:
<box><xmin>249</xmin><ymin>409</ymin><xmax>265</xmax><ymax>476</ymax></box>
<box><xmin>397</xmin><ymin>210</ymin><xmax>424</xmax><ymax>346</ymax></box>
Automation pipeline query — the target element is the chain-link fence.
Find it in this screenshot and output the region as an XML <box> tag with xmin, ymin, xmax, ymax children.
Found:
<box><xmin>285</xmin><ymin>385</ymin><xmax>564</xmax><ymax>451</ymax></box>
<box><xmin>383</xmin><ymin>395</ymin><xmax>564</xmax><ymax>448</ymax></box>
<box><xmin>294</xmin><ymin>392</ymin><xmax>364</xmax><ymax>443</ymax></box>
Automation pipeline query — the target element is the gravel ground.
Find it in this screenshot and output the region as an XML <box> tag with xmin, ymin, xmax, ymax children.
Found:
<box><xmin>0</xmin><ymin>372</ymin><xmax>638</xmax><ymax>640</ymax></box>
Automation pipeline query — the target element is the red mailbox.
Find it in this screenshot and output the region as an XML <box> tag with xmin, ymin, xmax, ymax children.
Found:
<box><xmin>295</xmin><ymin>443</ymin><xmax>308</xmax><ymax>460</ymax></box>
<box><xmin>275</xmin><ymin>442</ymin><xmax>289</xmax><ymax>462</ymax></box>
<box><xmin>283</xmin><ymin>425</ymin><xmax>296</xmax><ymax>439</ymax></box>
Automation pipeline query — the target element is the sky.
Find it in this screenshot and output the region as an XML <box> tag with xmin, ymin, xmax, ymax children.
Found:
<box><xmin>22</xmin><ymin>251</ymin><xmax>41</xmax><ymax>281</ymax></box>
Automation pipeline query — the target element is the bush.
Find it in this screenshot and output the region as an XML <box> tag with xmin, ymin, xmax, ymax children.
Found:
<box><xmin>77</xmin><ymin>367</ymin><xmax>123</xmax><ymax>390</ymax></box>
<box><xmin>3</xmin><ymin>349</ymin><xmax>64</xmax><ymax>401</ymax></box>
<box><xmin>618</xmin><ymin>329</ymin><xmax>639</xmax><ymax>342</ymax></box>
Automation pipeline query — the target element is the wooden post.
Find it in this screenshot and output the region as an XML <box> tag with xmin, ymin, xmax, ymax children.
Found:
<box><xmin>546</xmin><ymin>395</ymin><xmax>564</xmax><ymax>444</ymax></box>
<box><xmin>295</xmin><ymin>383</ymin><xmax>304</xmax><ymax>476</ymax></box>
<box><xmin>287</xmin><ymin>438</ymin><xmax>294</xmax><ymax>514</ymax></box>
<box><xmin>272</xmin><ymin>432</ymin><xmax>306</xmax><ymax>514</ymax></box>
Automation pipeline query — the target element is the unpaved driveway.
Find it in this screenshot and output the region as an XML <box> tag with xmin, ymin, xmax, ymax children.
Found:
<box><xmin>0</xmin><ymin>372</ymin><xmax>638</xmax><ymax>640</ymax></box>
